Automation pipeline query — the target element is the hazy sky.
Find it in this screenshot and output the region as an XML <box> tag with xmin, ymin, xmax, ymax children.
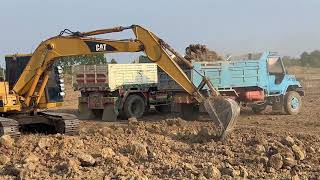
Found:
<box><xmin>1</xmin><ymin>0</ymin><xmax>319</xmax><ymax>64</ymax></box>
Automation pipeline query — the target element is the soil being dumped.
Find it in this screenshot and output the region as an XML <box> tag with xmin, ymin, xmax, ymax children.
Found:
<box><xmin>0</xmin><ymin>69</ymin><xmax>320</xmax><ymax>179</ymax></box>
<box><xmin>184</xmin><ymin>44</ymin><xmax>223</xmax><ymax>62</ymax></box>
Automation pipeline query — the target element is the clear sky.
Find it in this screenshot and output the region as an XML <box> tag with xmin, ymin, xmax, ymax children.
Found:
<box><xmin>0</xmin><ymin>0</ymin><xmax>319</xmax><ymax>65</ymax></box>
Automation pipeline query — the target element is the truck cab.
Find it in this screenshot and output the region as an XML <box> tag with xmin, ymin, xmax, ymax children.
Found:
<box><xmin>267</xmin><ymin>53</ymin><xmax>302</xmax><ymax>95</ymax></box>
<box><xmin>261</xmin><ymin>52</ymin><xmax>304</xmax><ymax>114</ymax></box>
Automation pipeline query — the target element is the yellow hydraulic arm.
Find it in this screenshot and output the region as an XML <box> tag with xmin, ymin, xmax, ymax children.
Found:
<box><xmin>12</xmin><ymin>25</ymin><xmax>239</xmax><ymax>137</ymax></box>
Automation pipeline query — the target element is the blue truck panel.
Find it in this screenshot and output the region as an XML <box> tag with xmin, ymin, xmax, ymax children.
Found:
<box><xmin>192</xmin><ymin>60</ymin><xmax>266</xmax><ymax>89</ymax></box>
<box><xmin>159</xmin><ymin>51</ymin><xmax>304</xmax><ymax>115</ymax></box>
<box><xmin>159</xmin><ymin>52</ymin><xmax>302</xmax><ymax>96</ymax></box>
<box><xmin>191</xmin><ymin>52</ymin><xmax>268</xmax><ymax>90</ymax></box>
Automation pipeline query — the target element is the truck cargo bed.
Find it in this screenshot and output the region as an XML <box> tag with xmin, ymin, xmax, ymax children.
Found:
<box><xmin>73</xmin><ymin>63</ymin><xmax>158</xmax><ymax>91</ymax></box>
<box><xmin>158</xmin><ymin>60</ymin><xmax>266</xmax><ymax>91</ymax></box>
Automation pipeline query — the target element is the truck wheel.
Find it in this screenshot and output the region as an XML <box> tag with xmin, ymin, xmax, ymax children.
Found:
<box><xmin>123</xmin><ymin>95</ymin><xmax>146</xmax><ymax>119</ymax></box>
<box><xmin>284</xmin><ymin>91</ymin><xmax>302</xmax><ymax>115</ymax></box>
<box><xmin>252</xmin><ymin>103</ymin><xmax>267</xmax><ymax>114</ymax></box>
<box><xmin>155</xmin><ymin>105</ymin><xmax>171</xmax><ymax>114</ymax></box>
<box><xmin>180</xmin><ymin>103</ymin><xmax>199</xmax><ymax>121</ymax></box>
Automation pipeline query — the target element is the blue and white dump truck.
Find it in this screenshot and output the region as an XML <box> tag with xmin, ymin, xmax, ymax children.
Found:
<box><xmin>72</xmin><ymin>63</ymin><xmax>170</xmax><ymax>121</ymax></box>
<box><xmin>159</xmin><ymin>52</ymin><xmax>304</xmax><ymax>120</ymax></box>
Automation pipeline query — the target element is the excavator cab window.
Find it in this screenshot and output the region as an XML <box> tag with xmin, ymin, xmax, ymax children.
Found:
<box><xmin>5</xmin><ymin>55</ymin><xmax>31</xmax><ymax>88</ymax></box>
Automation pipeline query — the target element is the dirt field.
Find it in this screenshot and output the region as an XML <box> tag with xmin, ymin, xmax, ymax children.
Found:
<box><xmin>0</xmin><ymin>69</ymin><xmax>320</xmax><ymax>179</ymax></box>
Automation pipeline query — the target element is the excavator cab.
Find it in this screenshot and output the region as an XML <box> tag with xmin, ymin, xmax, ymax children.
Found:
<box><xmin>5</xmin><ymin>54</ymin><xmax>65</xmax><ymax>108</ymax></box>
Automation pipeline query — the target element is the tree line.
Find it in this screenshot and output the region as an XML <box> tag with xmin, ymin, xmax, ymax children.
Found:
<box><xmin>58</xmin><ymin>54</ymin><xmax>117</xmax><ymax>73</ymax></box>
<box><xmin>283</xmin><ymin>50</ymin><xmax>320</xmax><ymax>67</ymax></box>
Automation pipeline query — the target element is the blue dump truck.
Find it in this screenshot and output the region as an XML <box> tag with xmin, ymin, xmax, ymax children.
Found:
<box><xmin>159</xmin><ymin>52</ymin><xmax>304</xmax><ymax>119</ymax></box>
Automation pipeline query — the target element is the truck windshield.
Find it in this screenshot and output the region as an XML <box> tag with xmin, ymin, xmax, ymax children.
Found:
<box><xmin>268</xmin><ymin>57</ymin><xmax>284</xmax><ymax>74</ymax></box>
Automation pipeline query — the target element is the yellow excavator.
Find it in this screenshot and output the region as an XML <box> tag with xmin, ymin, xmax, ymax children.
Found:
<box><xmin>0</xmin><ymin>25</ymin><xmax>239</xmax><ymax>138</ymax></box>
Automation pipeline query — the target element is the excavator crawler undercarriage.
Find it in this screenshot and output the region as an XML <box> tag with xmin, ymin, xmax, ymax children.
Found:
<box><xmin>0</xmin><ymin>112</ymin><xmax>80</xmax><ymax>138</ymax></box>
<box><xmin>0</xmin><ymin>117</ymin><xmax>20</xmax><ymax>138</ymax></box>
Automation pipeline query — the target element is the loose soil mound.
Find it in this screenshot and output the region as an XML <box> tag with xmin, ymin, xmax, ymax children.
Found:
<box><xmin>184</xmin><ymin>44</ymin><xmax>222</xmax><ymax>62</ymax></box>
<box><xmin>1</xmin><ymin>68</ymin><xmax>319</xmax><ymax>179</ymax></box>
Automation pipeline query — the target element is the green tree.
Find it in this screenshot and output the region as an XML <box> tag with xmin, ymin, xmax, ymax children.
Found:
<box><xmin>308</xmin><ymin>50</ymin><xmax>320</xmax><ymax>67</ymax></box>
<box><xmin>300</xmin><ymin>52</ymin><xmax>310</xmax><ymax>66</ymax></box>
<box><xmin>58</xmin><ymin>54</ymin><xmax>107</xmax><ymax>73</ymax></box>
<box><xmin>138</xmin><ymin>55</ymin><xmax>152</xmax><ymax>63</ymax></box>
<box><xmin>284</xmin><ymin>50</ymin><xmax>320</xmax><ymax>68</ymax></box>
<box><xmin>282</xmin><ymin>56</ymin><xmax>299</xmax><ymax>67</ymax></box>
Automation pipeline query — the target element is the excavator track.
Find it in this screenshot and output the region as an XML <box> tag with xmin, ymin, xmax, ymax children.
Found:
<box><xmin>0</xmin><ymin>117</ymin><xmax>21</xmax><ymax>138</ymax></box>
<box><xmin>38</xmin><ymin>112</ymin><xmax>80</xmax><ymax>135</ymax></box>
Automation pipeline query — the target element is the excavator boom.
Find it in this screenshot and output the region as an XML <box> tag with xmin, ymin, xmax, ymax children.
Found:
<box><xmin>7</xmin><ymin>25</ymin><xmax>239</xmax><ymax>138</ymax></box>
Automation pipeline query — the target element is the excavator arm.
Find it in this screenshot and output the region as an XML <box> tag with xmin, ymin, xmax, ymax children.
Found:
<box><xmin>13</xmin><ymin>25</ymin><xmax>202</xmax><ymax>104</ymax></box>
<box><xmin>13</xmin><ymin>25</ymin><xmax>239</xmax><ymax>137</ymax></box>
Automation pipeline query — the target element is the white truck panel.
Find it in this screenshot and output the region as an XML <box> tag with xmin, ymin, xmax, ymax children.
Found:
<box><xmin>108</xmin><ymin>63</ymin><xmax>157</xmax><ymax>91</ymax></box>
<box><xmin>72</xmin><ymin>63</ymin><xmax>158</xmax><ymax>91</ymax></box>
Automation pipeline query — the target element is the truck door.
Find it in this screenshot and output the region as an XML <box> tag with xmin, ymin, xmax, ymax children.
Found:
<box><xmin>267</xmin><ymin>57</ymin><xmax>286</xmax><ymax>94</ymax></box>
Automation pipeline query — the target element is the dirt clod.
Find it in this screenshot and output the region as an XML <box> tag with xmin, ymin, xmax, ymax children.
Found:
<box><xmin>128</xmin><ymin>117</ymin><xmax>139</xmax><ymax>125</ymax></box>
<box><xmin>266</xmin><ymin>167</ymin><xmax>276</xmax><ymax>173</ymax></box>
<box><xmin>101</xmin><ymin>147</ymin><xmax>115</xmax><ymax>159</ymax></box>
<box><xmin>306</xmin><ymin>146</ymin><xmax>315</xmax><ymax>153</ymax></box>
<box><xmin>268</xmin><ymin>153</ymin><xmax>283</xmax><ymax>170</ymax></box>
<box><xmin>0</xmin><ymin>154</ymin><xmax>10</xmax><ymax>165</ymax></box>
<box><xmin>0</xmin><ymin>135</ymin><xmax>14</xmax><ymax>148</ymax></box>
<box><xmin>240</xmin><ymin>166</ymin><xmax>248</xmax><ymax>178</ymax></box>
<box><xmin>255</xmin><ymin>144</ymin><xmax>266</xmax><ymax>154</ymax></box>
<box><xmin>125</xmin><ymin>142</ymin><xmax>148</xmax><ymax>160</ymax></box>
<box><xmin>77</xmin><ymin>153</ymin><xmax>96</xmax><ymax>167</ymax></box>
<box><xmin>291</xmin><ymin>174</ymin><xmax>300</xmax><ymax>180</ymax></box>
<box><xmin>292</xmin><ymin>145</ymin><xmax>306</xmax><ymax>160</ymax></box>
<box><xmin>205</xmin><ymin>165</ymin><xmax>221</xmax><ymax>179</ymax></box>
<box><xmin>282</xmin><ymin>136</ymin><xmax>296</xmax><ymax>147</ymax></box>
<box><xmin>165</xmin><ymin>118</ymin><xmax>185</xmax><ymax>127</ymax></box>
<box><xmin>23</xmin><ymin>153</ymin><xmax>39</xmax><ymax>164</ymax></box>
<box><xmin>283</xmin><ymin>157</ymin><xmax>297</xmax><ymax>168</ymax></box>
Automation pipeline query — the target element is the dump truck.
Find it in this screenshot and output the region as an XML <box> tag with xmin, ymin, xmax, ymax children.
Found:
<box><xmin>72</xmin><ymin>63</ymin><xmax>171</xmax><ymax>121</ymax></box>
<box><xmin>159</xmin><ymin>52</ymin><xmax>304</xmax><ymax>119</ymax></box>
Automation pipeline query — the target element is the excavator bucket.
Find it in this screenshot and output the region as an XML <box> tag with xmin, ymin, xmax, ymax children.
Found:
<box><xmin>203</xmin><ymin>97</ymin><xmax>240</xmax><ymax>138</ymax></box>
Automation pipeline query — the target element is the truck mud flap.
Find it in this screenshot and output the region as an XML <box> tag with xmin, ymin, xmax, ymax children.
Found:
<box><xmin>102</xmin><ymin>104</ymin><xmax>118</xmax><ymax>121</ymax></box>
<box><xmin>78</xmin><ymin>102</ymin><xmax>95</xmax><ymax>120</ymax></box>
<box><xmin>203</xmin><ymin>97</ymin><xmax>240</xmax><ymax>139</ymax></box>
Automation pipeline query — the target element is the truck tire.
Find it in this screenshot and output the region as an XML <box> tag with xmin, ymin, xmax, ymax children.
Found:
<box><xmin>180</xmin><ymin>103</ymin><xmax>200</xmax><ymax>121</ymax></box>
<box><xmin>284</xmin><ymin>91</ymin><xmax>302</xmax><ymax>115</ymax></box>
<box><xmin>123</xmin><ymin>95</ymin><xmax>146</xmax><ymax>119</ymax></box>
<box><xmin>252</xmin><ymin>103</ymin><xmax>267</xmax><ymax>114</ymax></box>
<box><xmin>155</xmin><ymin>105</ymin><xmax>171</xmax><ymax>114</ymax></box>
